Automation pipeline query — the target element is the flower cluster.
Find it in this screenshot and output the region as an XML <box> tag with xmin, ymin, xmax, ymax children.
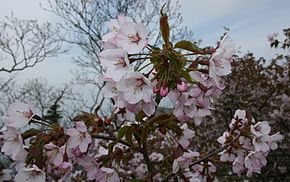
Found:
<box><xmin>0</xmin><ymin>103</ymin><xmax>120</xmax><ymax>181</ymax></box>
<box><xmin>0</xmin><ymin>12</ymin><xmax>283</xmax><ymax>182</ymax></box>
<box><xmin>172</xmin><ymin>150</ymin><xmax>216</xmax><ymax>181</ymax></box>
<box><xmin>217</xmin><ymin>110</ymin><xmax>283</xmax><ymax>176</ymax></box>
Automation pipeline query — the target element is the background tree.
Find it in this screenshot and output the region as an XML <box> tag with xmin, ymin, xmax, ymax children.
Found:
<box><xmin>210</xmin><ymin>28</ymin><xmax>290</xmax><ymax>181</ymax></box>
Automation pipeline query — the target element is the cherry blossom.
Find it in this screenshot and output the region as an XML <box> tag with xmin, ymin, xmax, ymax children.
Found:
<box><xmin>160</xmin><ymin>86</ymin><xmax>169</xmax><ymax>97</ymax></box>
<box><xmin>102</xmin><ymin>14</ymin><xmax>131</xmax><ymax>46</ymax></box>
<box><xmin>149</xmin><ymin>152</ymin><xmax>164</xmax><ymax>162</ymax></box>
<box><xmin>77</xmin><ymin>155</ymin><xmax>100</xmax><ymax>180</ymax></box>
<box><xmin>0</xmin><ymin>169</ymin><xmax>12</xmax><ymax>181</ymax></box>
<box><xmin>268</xmin><ymin>132</ymin><xmax>284</xmax><ymax>150</ymax></box>
<box><xmin>115</xmin><ymin>22</ymin><xmax>148</xmax><ymax>54</ymax></box>
<box><xmin>96</xmin><ymin>167</ymin><xmax>120</xmax><ymax>182</ymax></box>
<box><xmin>15</xmin><ymin>165</ymin><xmax>46</xmax><ymax>182</ymax></box>
<box><xmin>244</xmin><ymin>151</ymin><xmax>267</xmax><ymax>177</ymax></box>
<box><xmin>3</xmin><ymin>102</ymin><xmax>36</xmax><ymax>128</ymax></box>
<box><xmin>44</xmin><ymin>142</ymin><xmax>65</xmax><ymax>167</ymax></box>
<box><xmin>101</xmin><ymin>78</ymin><xmax>119</xmax><ymax>99</ymax></box>
<box><xmin>232</xmin><ymin>155</ymin><xmax>245</xmax><ymax>176</ymax></box>
<box><xmin>1</xmin><ymin>127</ymin><xmax>24</xmax><ymax>160</ymax></box>
<box><xmin>99</xmin><ymin>49</ymin><xmax>132</xmax><ymax>81</ymax></box>
<box><xmin>177</xmin><ymin>123</ymin><xmax>195</xmax><ymax>149</ymax></box>
<box><xmin>116</xmin><ymin>72</ymin><xmax>153</xmax><ymax>104</ymax></box>
<box><xmin>177</xmin><ymin>81</ymin><xmax>188</xmax><ymax>92</ymax></box>
<box><xmin>66</xmin><ymin>121</ymin><xmax>92</xmax><ymax>153</ymax></box>
<box><xmin>251</xmin><ymin>121</ymin><xmax>271</xmax><ymax>137</ymax></box>
<box><xmin>209</xmin><ymin>33</ymin><xmax>235</xmax><ymax>85</ymax></box>
<box><xmin>172</xmin><ymin>150</ymin><xmax>200</xmax><ymax>173</ymax></box>
<box><xmin>252</xmin><ymin>135</ymin><xmax>270</xmax><ymax>152</ymax></box>
<box><xmin>218</xmin><ymin>110</ymin><xmax>283</xmax><ymax>177</ymax></box>
<box><xmin>53</xmin><ymin>162</ymin><xmax>73</xmax><ymax>180</ymax></box>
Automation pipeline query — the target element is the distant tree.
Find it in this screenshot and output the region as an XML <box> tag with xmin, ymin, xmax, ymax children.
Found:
<box><xmin>0</xmin><ymin>15</ymin><xmax>65</xmax><ymax>73</ymax></box>
<box><xmin>211</xmin><ymin>28</ymin><xmax>290</xmax><ymax>181</ymax></box>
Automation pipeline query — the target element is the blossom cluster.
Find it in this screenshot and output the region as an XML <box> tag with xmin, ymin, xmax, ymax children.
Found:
<box><xmin>0</xmin><ymin>102</ymin><xmax>119</xmax><ymax>181</ymax></box>
<box><xmin>100</xmin><ymin>14</ymin><xmax>235</xmax><ymax>127</ymax></box>
<box><xmin>217</xmin><ymin>110</ymin><xmax>283</xmax><ymax>177</ymax></box>
<box><xmin>0</xmin><ymin>12</ymin><xmax>283</xmax><ymax>182</ymax></box>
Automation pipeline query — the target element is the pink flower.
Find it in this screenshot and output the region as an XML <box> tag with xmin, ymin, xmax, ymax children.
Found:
<box><xmin>54</xmin><ymin>162</ymin><xmax>73</xmax><ymax>180</ymax></box>
<box><xmin>77</xmin><ymin>156</ymin><xmax>100</xmax><ymax>180</ymax></box>
<box><xmin>252</xmin><ymin>135</ymin><xmax>270</xmax><ymax>152</ymax></box>
<box><xmin>96</xmin><ymin>167</ymin><xmax>120</xmax><ymax>182</ymax></box>
<box><xmin>172</xmin><ymin>93</ymin><xmax>197</xmax><ymax>121</ymax></box>
<box><xmin>3</xmin><ymin>102</ymin><xmax>36</xmax><ymax>128</ymax></box>
<box><xmin>116</xmin><ymin>108</ymin><xmax>136</xmax><ymax>123</ymax></box>
<box><xmin>15</xmin><ymin>165</ymin><xmax>46</xmax><ymax>182</ymax></box>
<box><xmin>245</xmin><ymin>151</ymin><xmax>267</xmax><ymax>177</ymax></box>
<box><xmin>229</xmin><ymin>109</ymin><xmax>249</xmax><ymax>129</ymax></box>
<box><xmin>0</xmin><ymin>169</ymin><xmax>12</xmax><ymax>181</ymax></box>
<box><xmin>219</xmin><ymin>150</ymin><xmax>236</xmax><ymax>162</ymax></box>
<box><xmin>115</xmin><ymin>22</ymin><xmax>148</xmax><ymax>54</ymax></box>
<box><xmin>99</xmin><ymin>49</ymin><xmax>132</xmax><ymax>81</ymax></box>
<box><xmin>149</xmin><ymin>152</ymin><xmax>164</xmax><ymax>162</ymax></box>
<box><xmin>44</xmin><ymin>142</ymin><xmax>64</xmax><ymax>167</ymax></box>
<box><xmin>232</xmin><ymin>155</ymin><xmax>245</xmax><ymax>176</ymax></box>
<box><xmin>251</xmin><ymin>121</ymin><xmax>271</xmax><ymax>137</ymax></box>
<box><xmin>173</xmin><ymin>150</ymin><xmax>200</xmax><ymax>173</ymax></box>
<box><xmin>107</xmin><ymin>14</ymin><xmax>131</xmax><ymax>32</ymax></box>
<box><xmin>209</xmin><ymin>33</ymin><xmax>235</xmax><ymax>85</ymax></box>
<box><xmin>160</xmin><ymin>86</ymin><xmax>169</xmax><ymax>97</ymax></box>
<box><xmin>217</xmin><ymin>131</ymin><xmax>229</xmax><ymax>146</ymax></box>
<box><xmin>116</xmin><ymin>72</ymin><xmax>153</xmax><ymax>104</ymax></box>
<box><xmin>102</xmin><ymin>14</ymin><xmax>131</xmax><ymax>46</ymax></box>
<box><xmin>101</xmin><ymin>78</ymin><xmax>120</xmax><ymax>98</ymax></box>
<box><xmin>66</xmin><ymin>121</ymin><xmax>92</xmax><ymax>153</ymax></box>
<box><xmin>177</xmin><ymin>123</ymin><xmax>195</xmax><ymax>149</ymax></box>
<box><xmin>1</xmin><ymin>127</ymin><xmax>24</xmax><ymax>160</ymax></box>
<box><xmin>177</xmin><ymin>82</ymin><xmax>188</xmax><ymax>92</ymax></box>
<box><xmin>268</xmin><ymin>132</ymin><xmax>283</xmax><ymax>150</ymax></box>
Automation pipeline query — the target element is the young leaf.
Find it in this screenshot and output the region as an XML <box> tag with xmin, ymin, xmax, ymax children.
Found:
<box><xmin>116</xmin><ymin>125</ymin><xmax>130</xmax><ymax>141</ymax></box>
<box><xmin>175</xmin><ymin>40</ymin><xmax>200</xmax><ymax>53</ymax></box>
<box><xmin>22</xmin><ymin>128</ymin><xmax>41</xmax><ymax>140</ymax></box>
<box><xmin>160</xmin><ymin>14</ymin><xmax>170</xmax><ymax>47</ymax></box>
<box><xmin>140</xmin><ymin>125</ymin><xmax>150</xmax><ymax>144</ymax></box>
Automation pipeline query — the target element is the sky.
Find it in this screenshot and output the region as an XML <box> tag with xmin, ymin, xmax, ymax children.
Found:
<box><xmin>0</xmin><ymin>0</ymin><xmax>290</xmax><ymax>87</ymax></box>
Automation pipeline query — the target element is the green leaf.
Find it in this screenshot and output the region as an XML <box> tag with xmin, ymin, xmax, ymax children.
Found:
<box><xmin>175</xmin><ymin>40</ymin><xmax>200</xmax><ymax>53</ymax></box>
<box><xmin>135</xmin><ymin>110</ymin><xmax>146</xmax><ymax>122</ymax></box>
<box><xmin>126</xmin><ymin>126</ymin><xmax>134</xmax><ymax>144</ymax></box>
<box><xmin>108</xmin><ymin>142</ymin><xmax>115</xmax><ymax>154</ymax></box>
<box><xmin>181</xmin><ymin>70</ymin><xmax>193</xmax><ymax>83</ymax></box>
<box><xmin>22</xmin><ymin>128</ymin><xmax>41</xmax><ymax>140</ymax></box>
<box><xmin>160</xmin><ymin>14</ymin><xmax>170</xmax><ymax>47</ymax></box>
<box><xmin>116</xmin><ymin>126</ymin><xmax>130</xmax><ymax>141</ymax></box>
<box><xmin>140</xmin><ymin>125</ymin><xmax>150</xmax><ymax>144</ymax></box>
<box><xmin>72</xmin><ymin>112</ymin><xmax>93</xmax><ymax>121</ymax></box>
<box><xmin>149</xmin><ymin>114</ymin><xmax>171</xmax><ymax>125</ymax></box>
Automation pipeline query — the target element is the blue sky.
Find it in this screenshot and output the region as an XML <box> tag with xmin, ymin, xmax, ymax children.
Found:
<box><xmin>0</xmin><ymin>0</ymin><xmax>290</xmax><ymax>86</ymax></box>
<box><xmin>180</xmin><ymin>0</ymin><xmax>290</xmax><ymax>58</ymax></box>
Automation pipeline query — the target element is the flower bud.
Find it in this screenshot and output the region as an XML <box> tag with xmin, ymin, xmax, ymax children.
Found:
<box><xmin>153</xmin><ymin>85</ymin><xmax>160</xmax><ymax>93</ymax></box>
<box><xmin>177</xmin><ymin>82</ymin><xmax>188</xmax><ymax>92</ymax></box>
<box><xmin>160</xmin><ymin>87</ymin><xmax>168</xmax><ymax>97</ymax></box>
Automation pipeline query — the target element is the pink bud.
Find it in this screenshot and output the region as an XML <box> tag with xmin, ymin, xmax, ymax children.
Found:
<box><xmin>153</xmin><ymin>85</ymin><xmax>160</xmax><ymax>93</ymax></box>
<box><xmin>177</xmin><ymin>82</ymin><xmax>188</xmax><ymax>92</ymax></box>
<box><xmin>160</xmin><ymin>87</ymin><xmax>169</xmax><ymax>97</ymax></box>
